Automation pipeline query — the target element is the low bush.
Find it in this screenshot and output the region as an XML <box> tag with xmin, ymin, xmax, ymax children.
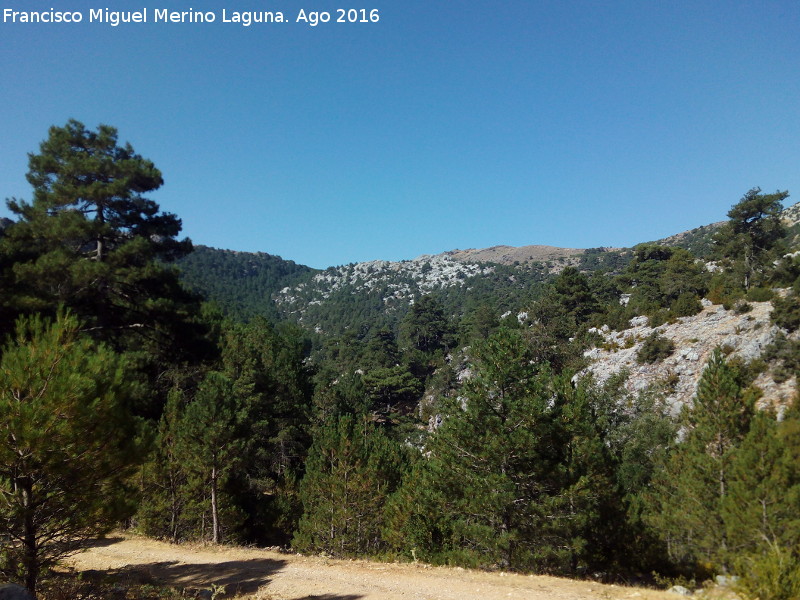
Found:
<box><xmin>670</xmin><ymin>292</ymin><xmax>703</xmax><ymax>317</ymax></box>
<box><xmin>734</xmin><ymin>543</ymin><xmax>800</xmax><ymax>600</ymax></box>
<box><xmin>745</xmin><ymin>286</ymin><xmax>774</xmax><ymax>302</ymax></box>
<box><xmin>772</xmin><ymin>293</ymin><xmax>800</xmax><ymax>332</ymax></box>
<box><xmin>636</xmin><ymin>332</ymin><xmax>675</xmax><ymax>364</ymax></box>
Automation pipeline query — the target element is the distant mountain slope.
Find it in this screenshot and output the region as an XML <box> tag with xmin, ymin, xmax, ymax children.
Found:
<box><xmin>176</xmin><ymin>245</ymin><xmax>317</xmax><ymax>321</ymax></box>
<box><xmin>275</xmin><ymin>254</ymin><xmax>551</xmax><ymax>337</ymax></box>
<box><xmin>654</xmin><ymin>222</ymin><xmax>724</xmax><ymax>258</ymax></box>
<box><xmin>176</xmin><ymin>201</ymin><xmax>800</xmax><ymax>329</ymax></box>
<box><xmin>446</xmin><ymin>245</ymin><xmax>588</xmax><ymax>266</ymax></box>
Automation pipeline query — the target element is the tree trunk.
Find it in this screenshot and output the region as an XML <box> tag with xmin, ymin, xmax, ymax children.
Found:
<box><xmin>718</xmin><ymin>455</ymin><xmax>729</xmax><ymax>569</ymax></box>
<box><xmin>21</xmin><ymin>479</ymin><xmax>39</xmax><ymax>599</ymax></box>
<box><xmin>95</xmin><ymin>202</ymin><xmax>106</xmax><ymax>262</ymax></box>
<box><xmin>211</xmin><ymin>464</ymin><xmax>219</xmax><ymax>544</ymax></box>
<box><xmin>170</xmin><ymin>466</ymin><xmax>179</xmax><ymax>543</ymax></box>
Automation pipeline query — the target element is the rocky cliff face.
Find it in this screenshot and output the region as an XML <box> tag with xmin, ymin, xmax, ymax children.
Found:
<box><xmin>582</xmin><ymin>298</ymin><xmax>795</xmax><ymax>413</ymax></box>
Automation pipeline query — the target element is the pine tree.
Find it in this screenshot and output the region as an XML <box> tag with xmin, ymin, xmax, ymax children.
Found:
<box><xmin>0</xmin><ymin>121</ymin><xmax>207</xmax><ymax>381</ymax></box>
<box><xmin>135</xmin><ymin>388</ymin><xmax>192</xmax><ymax>542</ymax></box>
<box><xmin>218</xmin><ymin>319</ymin><xmax>313</xmax><ymax>542</ymax></box>
<box><xmin>177</xmin><ymin>372</ymin><xmax>244</xmax><ymax>544</ymax></box>
<box><xmin>0</xmin><ymin>312</ymin><xmax>141</xmax><ymax>596</ymax></box>
<box><xmin>362</xmin><ymin>365</ymin><xmax>422</xmax><ymax>414</ymax></box>
<box><xmin>723</xmin><ymin>410</ymin><xmax>798</xmax><ymax>555</ymax></box>
<box><xmin>713</xmin><ymin>187</ymin><xmax>788</xmax><ymax>290</ymax></box>
<box><xmin>365</xmin><ymin>328</ymin><xmax>400</xmax><ymax>368</ymax></box>
<box><xmin>293</xmin><ymin>414</ymin><xmax>405</xmax><ymax>556</ymax></box>
<box><xmin>387</xmin><ymin>329</ymin><xmax>576</xmax><ymax>571</ymax></box>
<box><xmin>648</xmin><ymin>348</ymin><xmax>754</xmax><ymax>570</ymax></box>
<box><xmin>552</xmin><ymin>267</ymin><xmax>599</xmax><ymax>323</ymax></box>
<box><xmin>399</xmin><ymin>295</ymin><xmax>452</xmax><ymax>355</ymax></box>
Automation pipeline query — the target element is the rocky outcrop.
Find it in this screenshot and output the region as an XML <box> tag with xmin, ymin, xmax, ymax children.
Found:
<box><xmin>582</xmin><ymin>299</ymin><xmax>795</xmax><ymax>412</ymax></box>
<box><xmin>275</xmin><ymin>254</ymin><xmax>496</xmax><ymax>322</ymax></box>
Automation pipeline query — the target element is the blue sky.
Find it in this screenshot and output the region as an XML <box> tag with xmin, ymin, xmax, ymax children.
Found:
<box><xmin>1</xmin><ymin>1</ymin><xmax>798</xmax><ymax>269</ymax></box>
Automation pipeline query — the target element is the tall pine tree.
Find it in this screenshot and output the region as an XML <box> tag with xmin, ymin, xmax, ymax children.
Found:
<box><xmin>0</xmin><ymin>121</ymin><xmax>209</xmax><ymax>417</ymax></box>
<box><xmin>648</xmin><ymin>348</ymin><xmax>754</xmax><ymax>571</ymax></box>
<box><xmin>387</xmin><ymin>329</ymin><xmax>589</xmax><ymax>572</ymax></box>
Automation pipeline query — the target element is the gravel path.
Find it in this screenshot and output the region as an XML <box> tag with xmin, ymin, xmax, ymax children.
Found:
<box><xmin>64</xmin><ymin>534</ymin><xmax>679</xmax><ymax>600</ymax></box>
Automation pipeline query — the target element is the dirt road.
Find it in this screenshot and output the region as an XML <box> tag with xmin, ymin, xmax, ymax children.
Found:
<box><xmin>65</xmin><ymin>535</ymin><xmax>680</xmax><ymax>600</ymax></box>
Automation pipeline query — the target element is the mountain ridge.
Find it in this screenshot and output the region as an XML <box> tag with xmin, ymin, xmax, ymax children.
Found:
<box><xmin>177</xmin><ymin>201</ymin><xmax>800</xmax><ymax>332</ymax></box>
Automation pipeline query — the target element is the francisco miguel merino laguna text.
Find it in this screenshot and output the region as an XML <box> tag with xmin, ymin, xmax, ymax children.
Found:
<box><xmin>3</xmin><ymin>7</ymin><xmax>382</xmax><ymax>26</ymax></box>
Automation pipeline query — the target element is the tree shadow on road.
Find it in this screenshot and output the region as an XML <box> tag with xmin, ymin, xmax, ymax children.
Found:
<box><xmin>88</xmin><ymin>557</ymin><xmax>287</xmax><ymax>596</ymax></box>
<box><xmin>83</xmin><ymin>535</ymin><xmax>127</xmax><ymax>548</ymax></box>
<box><xmin>73</xmin><ymin>539</ymin><xmax>364</xmax><ymax>599</ymax></box>
<box><xmin>288</xmin><ymin>596</ymin><xmax>364</xmax><ymax>600</ymax></box>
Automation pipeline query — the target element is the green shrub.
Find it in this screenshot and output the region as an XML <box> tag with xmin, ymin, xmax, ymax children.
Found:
<box><xmin>636</xmin><ymin>332</ymin><xmax>675</xmax><ymax>364</ymax></box>
<box><xmin>597</xmin><ymin>304</ymin><xmax>633</xmax><ymax>332</ymax></box>
<box><xmin>670</xmin><ymin>292</ymin><xmax>703</xmax><ymax>317</ymax></box>
<box><xmin>761</xmin><ymin>334</ymin><xmax>800</xmax><ymax>383</ymax></box>
<box><xmin>746</xmin><ymin>286</ymin><xmax>774</xmax><ymax>302</ymax></box>
<box><xmin>734</xmin><ymin>543</ymin><xmax>800</xmax><ymax>600</ymax></box>
<box><xmin>707</xmin><ymin>272</ymin><xmax>743</xmax><ymax>306</ymax></box>
<box><xmin>772</xmin><ymin>294</ymin><xmax>800</xmax><ymax>332</ymax></box>
<box><xmin>648</xmin><ymin>308</ymin><xmax>672</xmax><ymax>328</ymax></box>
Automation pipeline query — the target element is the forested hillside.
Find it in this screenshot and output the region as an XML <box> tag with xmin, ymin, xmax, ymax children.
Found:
<box><xmin>3</xmin><ymin>122</ymin><xmax>800</xmax><ymax>600</ymax></box>
<box><xmin>177</xmin><ymin>245</ymin><xmax>315</xmax><ymax>322</ymax></box>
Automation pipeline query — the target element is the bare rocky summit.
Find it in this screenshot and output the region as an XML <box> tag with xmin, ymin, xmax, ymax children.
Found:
<box><xmin>445</xmin><ymin>245</ymin><xmax>591</xmax><ymax>266</ymax></box>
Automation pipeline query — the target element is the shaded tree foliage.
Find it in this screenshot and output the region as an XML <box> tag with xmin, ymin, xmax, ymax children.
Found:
<box><xmin>647</xmin><ymin>349</ymin><xmax>756</xmax><ymax>570</ymax></box>
<box><xmin>293</xmin><ymin>414</ymin><xmax>406</xmax><ymax>556</ymax></box>
<box><xmin>0</xmin><ymin>313</ymin><xmax>141</xmax><ymax>595</ymax></box>
<box><xmin>385</xmin><ymin>329</ymin><xmax>662</xmax><ymax>575</ymax></box>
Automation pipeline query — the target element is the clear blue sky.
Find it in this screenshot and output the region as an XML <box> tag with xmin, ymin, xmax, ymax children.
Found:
<box><xmin>1</xmin><ymin>1</ymin><xmax>798</xmax><ymax>269</ymax></box>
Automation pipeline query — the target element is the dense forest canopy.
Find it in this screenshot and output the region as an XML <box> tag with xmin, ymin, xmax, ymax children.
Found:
<box><xmin>2</xmin><ymin>124</ymin><xmax>800</xmax><ymax>599</ymax></box>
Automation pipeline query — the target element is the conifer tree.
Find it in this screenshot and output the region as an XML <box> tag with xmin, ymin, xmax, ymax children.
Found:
<box><xmin>293</xmin><ymin>414</ymin><xmax>405</xmax><ymax>556</ymax></box>
<box><xmin>723</xmin><ymin>405</ymin><xmax>800</xmax><ymax>598</ymax></box>
<box><xmin>365</xmin><ymin>328</ymin><xmax>400</xmax><ymax>368</ymax></box>
<box><xmin>0</xmin><ymin>312</ymin><xmax>140</xmax><ymax>596</ymax></box>
<box><xmin>713</xmin><ymin>187</ymin><xmax>788</xmax><ymax>290</ymax></box>
<box><xmin>136</xmin><ymin>388</ymin><xmax>193</xmax><ymax>542</ymax></box>
<box><xmin>221</xmin><ymin>319</ymin><xmax>311</xmax><ymax>482</ymax></box>
<box><xmin>0</xmin><ymin>121</ymin><xmax>206</xmax><ymax>378</ymax></box>
<box><xmin>219</xmin><ymin>318</ymin><xmax>313</xmax><ymax>542</ymax></box>
<box><xmin>552</xmin><ymin>267</ymin><xmax>598</xmax><ymax>323</ymax></box>
<box><xmin>722</xmin><ymin>410</ymin><xmax>798</xmax><ymax>555</ymax></box>
<box><xmin>387</xmin><ymin>329</ymin><xmax>575</xmax><ymax>571</ymax></box>
<box><xmin>648</xmin><ymin>348</ymin><xmax>754</xmax><ymax>570</ymax></box>
<box><xmin>362</xmin><ymin>366</ymin><xmax>422</xmax><ymax>414</ymax></box>
<box><xmin>399</xmin><ymin>295</ymin><xmax>451</xmax><ymax>355</ymax></box>
<box><xmin>177</xmin><ymin>372</ymin><xmax>243</xmax><ymax>544</ymax></box>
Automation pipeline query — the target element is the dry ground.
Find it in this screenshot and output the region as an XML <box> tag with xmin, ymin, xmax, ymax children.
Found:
<box><xmin>63</xmin><ymin>534</ymin><xmax>688</xmax><ymax>600</ymax></box>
